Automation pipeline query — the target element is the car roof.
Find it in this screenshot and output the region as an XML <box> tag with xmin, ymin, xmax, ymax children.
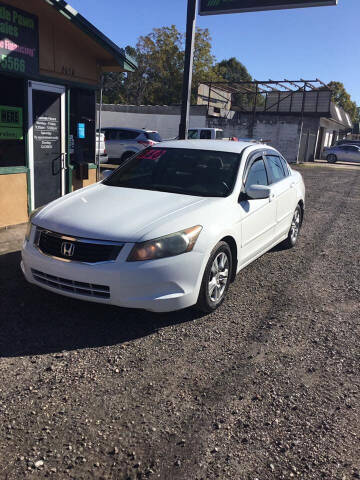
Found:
<box><xmin>102</xmin><ymin>127</ymin><xmax>159</xmax><ymax>133</ymax></box>
<box><xmin>158</xmin><ymin>139</ymin><xmax>269</xmax><ymax>153</ymax></box>
<box><xmin>335</xmin><ymin>144</ymin><xmax>359</xmax><ymax>148</ymax></box>
<box><xmin>188</xmin><ymin>127</ymin><xmax>223</xmax><ymax>131</ymax></box>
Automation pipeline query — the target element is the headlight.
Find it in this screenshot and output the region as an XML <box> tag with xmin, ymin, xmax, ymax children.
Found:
<box><xmin>127</xmin><ymin>225</ymin><xmax>202</xmax><ymax>262</ymax></box>
<box><xmin>25</xmin><ymin>206</ymin><xmax>45</xmax><ymax>241</ymax></box>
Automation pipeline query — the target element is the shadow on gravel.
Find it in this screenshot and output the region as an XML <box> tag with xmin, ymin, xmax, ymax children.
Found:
<box><xmin>0</xmin><ymin>251</ymin><xmax>201</xmax><ymax>358</ymax></box>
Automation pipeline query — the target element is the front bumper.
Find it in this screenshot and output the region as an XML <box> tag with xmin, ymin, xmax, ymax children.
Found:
<box><xmin>21</xmin><ymin>237</ymin><xmax>206</xmax><ymax>313</ymax></box>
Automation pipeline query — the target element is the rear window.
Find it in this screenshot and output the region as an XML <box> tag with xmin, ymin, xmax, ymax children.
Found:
<box><xmin>216</xmin><ymin>130</ymin><xmax>223</xmax><ymax>140</ymax></box>
<box><xmin>118</xmin><ymin>130</ymin><xmax>139</xmax><ymax>140</ymax></box>
<box><xmin>200</xmin><ymin>130</ymin><xmax>211</xmax><ymax>140</ymax></box>
<box><xmin>145</xmin><ymin>132</ymin><xmax>162</xmax><ymax>142</ymax></box>
<box><xmin>188</xmin><ymin>129</ymin><xmax>198</xmax><ymax>139</ymax></box>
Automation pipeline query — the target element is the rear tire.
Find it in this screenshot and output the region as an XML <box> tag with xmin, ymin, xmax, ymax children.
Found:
<box><xmin>327</xmin><ymin>154</ymin><xmax>337</xmax><ymax>163</ymax></box>
<box><xmin>281</xmin><ymin>204</ymin><xmax>302</xmax><ymax>249</ymax></box>
<box><xmin>195</xmin><ymin>241</ymin><xmax>232</xmax><ymax>314</ymax></box>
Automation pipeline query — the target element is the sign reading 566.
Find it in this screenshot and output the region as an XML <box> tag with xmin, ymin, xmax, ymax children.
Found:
<box><xmin>0</xmin><ymin>54</ymin><xmax>25</xmax><ymax>73</ymax></box>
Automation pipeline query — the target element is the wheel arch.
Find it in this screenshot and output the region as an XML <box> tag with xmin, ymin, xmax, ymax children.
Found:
<box><xmin>298</xmin><ymin>199</ymin><xmax>305</xmax><ymax>226</ymax></box>
<box><xmin>220</xmin><ymin>235</ymin><xmax>238</xmax><ymax>282</ymax></box>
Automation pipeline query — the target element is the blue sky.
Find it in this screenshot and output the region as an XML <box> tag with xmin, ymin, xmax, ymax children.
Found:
<box><xmin>69</xmin><ymin>0</ymin><xmax>359</xmax><ymax>104</ymax></box>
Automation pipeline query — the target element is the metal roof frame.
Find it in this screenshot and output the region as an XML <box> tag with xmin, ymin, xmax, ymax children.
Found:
<box><xmin>202</xmin><ymin>79</ymin><xmax>331</xmax><ymax>94</ymax></box>
<box><xmin>200</xmin><ymin>79</ymin><xmax>333</xmax><ymax>118</ymax></box>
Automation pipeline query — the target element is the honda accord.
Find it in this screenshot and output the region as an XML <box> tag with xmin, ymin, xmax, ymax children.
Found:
<box><xmin>22</xmin><ymin>140</ymin><xmax>305</xmax><ymax>313</ymax></box>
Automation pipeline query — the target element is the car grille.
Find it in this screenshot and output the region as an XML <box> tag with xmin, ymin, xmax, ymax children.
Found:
<box><xmin>31</xmin><ymin>269</ymin><xmax>110</xmax><ymax>299</ymax></box>
<box><xmin>35</xmin><ymin>228</ymin><xmax>123</xmax><ymax>263</ymax></box>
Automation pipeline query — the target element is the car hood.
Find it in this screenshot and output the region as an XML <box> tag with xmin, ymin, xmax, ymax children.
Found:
<box><xmin>33</xmin><ymin>183</ymin><xmax>211</xmax><ymax>242</ymax></box>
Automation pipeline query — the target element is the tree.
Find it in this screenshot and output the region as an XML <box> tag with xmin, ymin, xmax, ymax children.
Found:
<box><xmin>102</xmin><ymin>46</ymin><xmax>137</xmax><ymax>104</ymax></box>
<box><xmin>213</xmin><ymin>57</ymin><xmax>252</xmax><ymax>84</ymax></box>
<box><xmin>191</xmin><ymin>28</ymin><xmax>218</xmax><ymax>102</ymax></box>
<box><xmin>212</xmin><ymin>57</ymin><xmax>255</xmax><ymax>110</ymax></box>
<box><xmin>101</xmin><ymin>26</ymin><xmax>221</xmax><ymax>106</ymax></box>
<box><xmin>328</xmin><ymin>81</ymin><xmax>359</xmax><ymax>124</ymax></box>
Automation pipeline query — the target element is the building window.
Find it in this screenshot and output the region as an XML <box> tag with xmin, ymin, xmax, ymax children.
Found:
<box><xmin>70</xmin><ymin>88</ymin><xmax>96</xmax><ymax>164</ymax></box>
<box><xmin>0</xmin><ymin>76</ymin><xmax>26</xmax><ymax>168</ymax></box>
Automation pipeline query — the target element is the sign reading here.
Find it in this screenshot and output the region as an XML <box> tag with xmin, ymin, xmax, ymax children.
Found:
<box><xmin>199</xmin><ymin>0</ymin><xmax>337</xmax><ymax>15</ymax></box>
<box><xmin>0</xmin><ymin>2</ymin><xmax>38</xmax><ymax>75</ymax></box>
<box><xmin>0</xmin><ymin>105</ymin><xmax>23</xmax><ymax>139</ymax></box>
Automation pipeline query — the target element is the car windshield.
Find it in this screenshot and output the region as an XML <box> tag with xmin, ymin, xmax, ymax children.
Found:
<box><xmin>103</xmin><ymin>147</ymin><xmax>241</xmax><ymax>197</ymax></box>
<box><xmin>146</xmin><ymin>132</ymin><xmax>162</xmax><ymax>142</ymax></box>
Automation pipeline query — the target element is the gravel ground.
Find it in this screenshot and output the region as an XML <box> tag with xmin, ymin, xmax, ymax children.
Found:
<box><xmin>0</xmin><ymin>165</ymin><xmax>359</xmax><ymax>480</ymax></box>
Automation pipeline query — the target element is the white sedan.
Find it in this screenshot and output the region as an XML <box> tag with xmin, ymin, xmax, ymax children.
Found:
<box><xmin>22</xmin><ymin>140</ymin><xmax>305</xmax><ymax>313</ymax></box>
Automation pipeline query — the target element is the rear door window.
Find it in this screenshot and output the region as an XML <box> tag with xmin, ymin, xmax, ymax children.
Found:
<box><xmin>118</xmin><ymin>130</ymin><xmax>139</xmax><ymax>140</ymax></box>
<box><xmin>215</xmin><ymin>130</ymin><xmax>223</xmax><ymax>140</ymax></box>
<box><xmin>280</xmin><ymin>156</ymin><xmax>290</xmax><ymax>176</ymax></box>
<box><xmin>265</xmin><ymin>155</ymin><xmax>286</xmax><ymax>184</ymax></box>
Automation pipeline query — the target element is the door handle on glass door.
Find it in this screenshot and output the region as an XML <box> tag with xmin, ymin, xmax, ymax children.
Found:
<box><xmin>61</xmin><ymin>153</ymin><xmax>68</xmax><ymax>170</ymax></box>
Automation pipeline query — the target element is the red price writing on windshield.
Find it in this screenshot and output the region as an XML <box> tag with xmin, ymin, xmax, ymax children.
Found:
<box><xmin>137</xmin><ymin>149</ymin><xmax>166</xmax><ymax>161</ymax></box>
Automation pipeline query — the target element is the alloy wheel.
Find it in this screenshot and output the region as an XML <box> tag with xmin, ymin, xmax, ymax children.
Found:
<box><xmin>208</xmin><ymin>252</ymin><xmax>229</xmax><ymax>303</ymax></box>
<box><xmin>290</xmin><ymin>208</ymin><xmax>301</xmax><ymax>243</ymax></box>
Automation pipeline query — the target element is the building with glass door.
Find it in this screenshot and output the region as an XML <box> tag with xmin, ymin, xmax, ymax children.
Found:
<box><xmin>0</xmin><ymin>0</ymin><xmax>136</xmax><ymax>228</ymax></box>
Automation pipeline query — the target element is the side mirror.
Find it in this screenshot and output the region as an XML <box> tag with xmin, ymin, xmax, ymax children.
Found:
<box><xmin>245</xmin><ymin>184</ymin><xmax>271</xmax><ymax>200</ymax></box>
<box><xmin>101</xmin><ymin>169</ymin><xmax>113</xmax><ymax>181</ymax></box>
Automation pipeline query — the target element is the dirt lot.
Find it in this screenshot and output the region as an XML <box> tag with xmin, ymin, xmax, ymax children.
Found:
<box><xmin>0</xmin><ymin>166</ymin><xmax>359</xmax><ymax>480</ymax></box>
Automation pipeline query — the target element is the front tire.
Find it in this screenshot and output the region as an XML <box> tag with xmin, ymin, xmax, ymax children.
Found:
<box><xmin>327</xmin><ymin>154</ymin><xmax>337</xmax><ymax>163</ymax></box>
<box><xmin>196</xmin><ymin>241</ymin><xmax>232</xmax><ymax>314</ymax></box>
<box><xmin>281</xmin><ymin>204</ymin><xmax>302</xmax><ymax>249</ymax></box>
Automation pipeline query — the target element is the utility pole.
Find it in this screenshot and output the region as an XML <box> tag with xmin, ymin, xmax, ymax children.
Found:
<box><xmin>179</xmin><ymin>0</ymin><xmax>198</xmax><ymax>140</ymax></box>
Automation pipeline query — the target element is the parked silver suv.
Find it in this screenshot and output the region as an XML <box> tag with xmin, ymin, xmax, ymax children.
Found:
<box><xmin>101</xmin><ymin>127</ymin><xmax>162</xmax><ymax>164</ymax></box>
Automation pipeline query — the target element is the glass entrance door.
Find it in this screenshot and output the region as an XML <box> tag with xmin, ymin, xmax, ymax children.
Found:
<box><xmin>28</xmin><ymin>81</ymin><xmax>66</xmax><ymax>210</ymax></box>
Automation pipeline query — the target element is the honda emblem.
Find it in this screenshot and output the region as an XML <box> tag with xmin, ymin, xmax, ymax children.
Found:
<box><xmin>61</xmin><ymin>242</ymin><xmax>75</xmax><ymax>257</ymax></box>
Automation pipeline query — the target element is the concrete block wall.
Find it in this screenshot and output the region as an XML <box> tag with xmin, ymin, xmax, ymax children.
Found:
<box><xmin>207</xmin><ymin>113</ymin><xmax>302</xmax><ymax>163</ymax></box>
<box><xmin>98</xmin><ymin>105</ymin><xmax>207</xmax><ymax>141</ymax></box>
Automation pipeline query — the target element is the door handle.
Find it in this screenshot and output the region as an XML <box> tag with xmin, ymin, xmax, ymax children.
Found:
<box><xmin>61</xmin><ymin>153</ymin><xmax>68</xmax><ymax>170</ymax></box>
<box><xmin>290</xmin><ymin>182</ymin><xmax>295</xmax><ymax>188</ymax></box>
<box><xmin>269</xmin><ymin>193</ymin><xmax>276</xmax><ymax>202</ymax></box>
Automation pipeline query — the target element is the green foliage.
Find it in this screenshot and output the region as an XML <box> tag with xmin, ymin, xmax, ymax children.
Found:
<box><xmin>213</xmin><ymin>57</ymin><xmax>252</xmax><ymax>83</ymax></box>
<box><xmin>212</xmin><ymin>57</ymin><xmax>255</xmax><ymax>109</ymax></box>
<box><xmin>328</xmin><ymin>81</ymin><xmax>359</xmax><ymax>124</ymax></box>
<box><xmin>102</xmin><ymin>25</ymin><xmax>221</xmax><ymax>106</ymax></box>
